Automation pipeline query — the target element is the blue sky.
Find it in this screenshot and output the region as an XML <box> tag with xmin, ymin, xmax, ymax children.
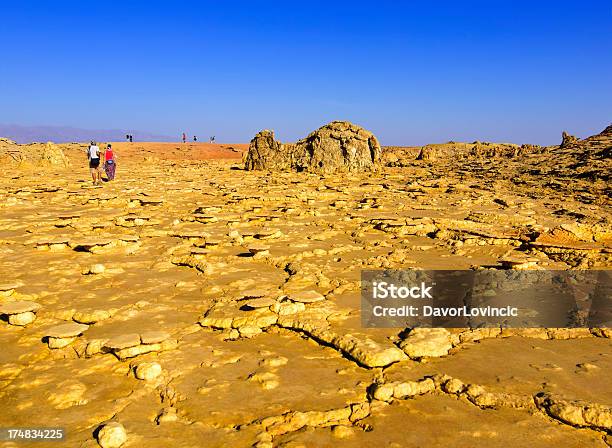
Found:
<box><xmin>1</xmin><ymin>1</ymin><xmax>610</xmax><ymax>145</ymax></box>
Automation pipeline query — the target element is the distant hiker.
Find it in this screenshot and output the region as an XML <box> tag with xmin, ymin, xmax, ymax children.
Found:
<box><xmin>125</xmin><ymin>134</ymin><xmax>130</xmax><ymax>142</ymax></box>
<box><xmin>129</xmin><ymin>134</ymin><xmax>133</xmax><ymax>143</ymax></box>
<box><xmin>104</xmin><ymin>144</ymin><xmax>117</xmax><ymax>181</ymax></box>
<box><xmin>87</xmin><ymin>140</ymin><xmax>102</xmax><ymax>185</ymax></box>
<box><xmin>182</xmin><ymin>132</ymin><xmax>186</xmax><ymax>143</ymax></box>
<box><xmin>193</xmin><ymin>135</ymin><xmax>197</xmax><ymax>142</ymax></box>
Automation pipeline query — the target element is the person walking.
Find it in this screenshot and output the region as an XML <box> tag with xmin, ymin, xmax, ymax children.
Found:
<box><xmin>182</xmin><ymin>132</ymin><xmax>186</xmax><ymax>144</ymax></box>
<box><xmin>104</xmin><ymin>144</ymin><xmax>117</xmax><ymax>181</ymax></box>
<box><xmin>87</xmin><ymin>141</ymin><xmax>102</xmax><ymax>185</ymax></box>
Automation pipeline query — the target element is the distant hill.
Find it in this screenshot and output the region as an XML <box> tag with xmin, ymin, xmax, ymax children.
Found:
<box><xmin>0</xmin><ymin>123</ymin><xmax>175</xmax><ymax>144</ymax></box>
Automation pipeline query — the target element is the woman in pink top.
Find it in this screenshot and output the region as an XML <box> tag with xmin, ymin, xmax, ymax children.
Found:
<box><xmin>104</xmin><ymin>144</ymin><xmax>117</xmax><ymax>181</ymax></box>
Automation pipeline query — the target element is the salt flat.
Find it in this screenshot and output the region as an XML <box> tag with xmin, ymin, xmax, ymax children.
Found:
<box><xmin>0</xmin><ymin>127</ymin><xmax>610</xmax><ymax>447</ymax></box>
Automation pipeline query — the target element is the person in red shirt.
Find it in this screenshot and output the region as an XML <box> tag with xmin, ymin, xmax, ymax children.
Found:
<box><xmin>104</xmin><ymin>144</ymin><xmax>117</xmax><ymax>181</ymax></box>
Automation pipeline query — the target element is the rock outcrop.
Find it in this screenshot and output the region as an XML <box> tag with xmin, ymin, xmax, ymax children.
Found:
<box><xmin>41</xmin><ymin>142</ymin><xmax>70</xmax><ymax>166</ymax></box>
<box><xmin>560</xmin><ymin>131</ymin><xmax>579</xmax><ymax>148</ymax></box>
<box><xmin>244</xmin><ymin>121</ymin><xmax>382</xmax><ymax>173</ymax></box>
<box><xmin>415</xmin><ymin>141</ymin><xmax>541</xmax><ymax>162</ymax></box>
<box><xmin>538</xmin><ymin>124</ymin><xmax>611</xmax><ymax>182</ymax></box>
<box><xmin>0</xmin><ymin>138</ymin><xmax>70</xmax><ymax>166</ymax></box>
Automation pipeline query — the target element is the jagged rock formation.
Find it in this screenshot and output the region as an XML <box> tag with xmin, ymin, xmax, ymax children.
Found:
<box><xmin>41</xmin><ymin>142</ymin><xmax>70</xmax><ymax>166</ymax></box>
<box><xmin>525</xmin><ymin>124</ymin><xmax>611</xmax><ymax>183</ymax></box>
<box><xmin>385</xmin><ymin>141</ymin><xmax>543</xmax><ymax>166</ymax></box>
<box><xmin>415</xmin><ymin>141</ymin><xmax>541</xmax><ymax>162</ymax></box>
<box><xmin>556</xmin><ymin>124</ymin><xmax>611</xmax><ymax>157</ymax></box>
<box><xmin>0</xmin><ymin>138</ymin><xmax>20</xmax><ymax>163</ymax></box>
<box><xmin>0</xmin><ymin>138</ymin><xmax>70</xmax><ymax>166</ymax></box>
<box><xmin>244</xmin><ymin>121</ymin><xmax>382</xmax><ymax>173</ymax></box>
<box><xmin>385</xmin><ymin>126</ymin><xmax>611</xmax><ymax>192</ymax></box>
<box><xmin>560</xmin><ymin>131</ymin><xmax>579</xmax><ymax>148</ymax></box>
<box><xmin>244</xmin><ymin>130</ymin><xmax>288</xmax><ymax>170</ymax></box>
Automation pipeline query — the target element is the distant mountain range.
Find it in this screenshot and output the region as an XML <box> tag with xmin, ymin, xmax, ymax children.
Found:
<box><xmin>0</xmin><ymin>123</ymin><xmax>176</xmax><ymax>144</ymax></box>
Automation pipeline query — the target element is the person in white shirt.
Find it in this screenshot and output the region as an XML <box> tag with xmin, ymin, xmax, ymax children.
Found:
<box><xmin>87</xmin><ymin>141</ymin><xmax>102</xmax><ymax>185</ymax></box>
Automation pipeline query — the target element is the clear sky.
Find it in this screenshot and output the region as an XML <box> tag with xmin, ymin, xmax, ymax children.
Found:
<box><xmin>1</xmin><ymin>1</ymin><xmax>611</xmax><ymax>145</ymax></box>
